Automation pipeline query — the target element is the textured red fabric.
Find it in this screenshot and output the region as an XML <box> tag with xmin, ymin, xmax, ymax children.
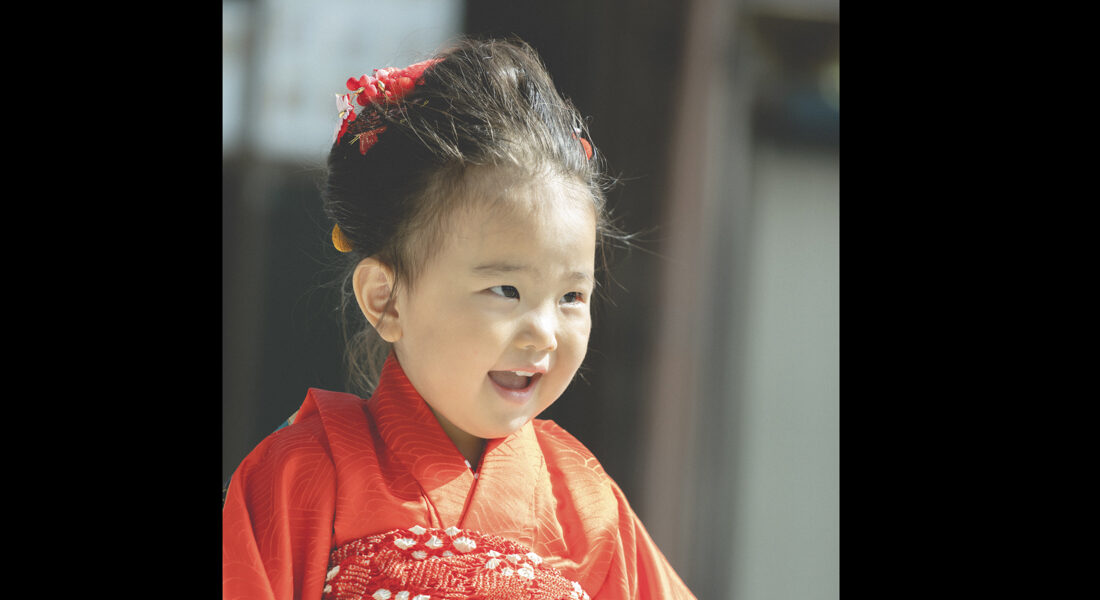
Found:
<box><xmin>323</xmin><ymin>526</ymin><xmax>589</xmax><ymax>599</ymax></box>
<box><xmin>223</xmin><ymin>354</ymin><xmax>694</xmax><ymax>600</ymax></box>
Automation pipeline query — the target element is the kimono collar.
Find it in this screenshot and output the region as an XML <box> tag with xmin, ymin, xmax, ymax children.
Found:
<box><xmin>366</xmin><ymin>353</ymin><xmax>545</xmax><ymax>535</ymax></box>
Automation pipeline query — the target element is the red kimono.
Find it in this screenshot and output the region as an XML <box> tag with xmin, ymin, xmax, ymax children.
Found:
<box><xmin>223</xmin><ymin>355</ymin><xmax>694</xmax><ymax>600</ymax></box>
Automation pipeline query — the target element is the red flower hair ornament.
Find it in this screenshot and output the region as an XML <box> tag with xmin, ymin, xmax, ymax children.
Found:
<box><xmin>333</xmin><ymin>58</ymin><xmax>442</xmax><ymax>154</ymax></box>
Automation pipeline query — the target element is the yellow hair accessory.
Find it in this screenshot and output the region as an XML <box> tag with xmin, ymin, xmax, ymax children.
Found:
<box><xmin>331</xmin><ymin>224</ymin><xmax>353</xmax><ymax>253</ymax></box>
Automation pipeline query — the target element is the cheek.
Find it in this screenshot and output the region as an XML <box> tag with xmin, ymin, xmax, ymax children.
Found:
<box><xmin>573</xmin><ymin>311</ymin><xmax>593</xmax><ymax>343</ymax></box>
<box><xmin>423</xmin><ymin>300</ymin><xmax>495</xmax><ymax>345</ymax></box>
<box><xmin>560</xmin><ymin>315</ymin><xmax>592</xmax><ymax>364</ymax></box>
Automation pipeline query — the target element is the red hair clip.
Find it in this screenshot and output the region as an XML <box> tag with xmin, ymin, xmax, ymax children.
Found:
<box><xmin>572</xmin><ymin>129</ymin><xmax>593</xmax><ymax>160</ymax></box>
<box><xmin>579</xmin><ymin>136</ymin><xmax>593</xmax><ymax>160</ymax></box>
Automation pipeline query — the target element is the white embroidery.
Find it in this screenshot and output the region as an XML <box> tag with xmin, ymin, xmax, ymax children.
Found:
<box><xmin>425</xmin><ymin>535</ymin><xmax>443</xmax><ymax>549</ymax></box>
<box><xmin>500</xmin><ymin>567</ymin><xmax>514</xmax><ymax>577</ymax></box>
<box><xmin>412</xmin><ymin>550</ymin><xmax>427</xmax><ymax>560</ymax></box>
<box><xmin>395</xmin><ymin>592</ymin><xmax>410</xmax><ymax>600</ymax></box>
<box><xmin>452</xmin><ymin>537</ymin><xmax>477</xmax><ymax>553</ymax></box>
<box><xmin>485</xmin><ymin>557</ymin><xmax>502</xmax><ymax>570</ymax></box>
<box><xmin>412</xmin><ymin>596</ymin><xmax>431</xmax><ymax>600</ymax></box>
<box><xmin>526</xmin><ymin>551</ymin><xmax>543</xmax><ymax>565</ymax></box>
<box><xmin>372</xmin><ymin>590</ymin><xmax>392</xmax><ymax>600</ymax></box>
<box><xmin>517</xmin><ymin>564</ymin><xmax>536</xmax><ymax>579</ymax></box>
<box><xmin>441</xmin><ymin>550</ymin><xmax>454</xmax><ymax>557</ymax></box>
<box><xmin>324</xmin><ymin>584</ymin><xmax>333</xmax><ymax>594</ymax></box>
<box><xmin>506</xmin><ymin>553</ymin><xmax>522</xmax><ymax>564</ymax></box>
<box><xmin>408</xmin><ymin>525</ymin><xmax>427</xmax><ymax>536</ymax></box>
<box><xmin>485</xmin><ymin>550</ymin><xmax>501</xmax><ymax>558</ymax></box>
<box><xmin>444</xmin><ymin>526</ymin><xmax>461</xmax><ymax>537</ymax></box>
<box><xmin>326</xmin><ymin>565</ymin><xmax>340</xmax><ymax>581</ymax></box>
<box><xmin>394</xmin><ymin>538</ymin><xmax>417</xmax><ymax>550</ymax></box>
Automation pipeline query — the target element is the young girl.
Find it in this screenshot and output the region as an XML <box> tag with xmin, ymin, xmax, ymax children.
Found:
<box><xmin>222</xmin><ymin>38</ymin><xmax>695</xmax><ymax>600</ymax></box>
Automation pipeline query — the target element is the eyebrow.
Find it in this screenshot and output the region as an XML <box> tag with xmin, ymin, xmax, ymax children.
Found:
<box><xmin>472</xmin><ymin>262</ymin><xmax>593</xmax><ymax>283</ymax></box>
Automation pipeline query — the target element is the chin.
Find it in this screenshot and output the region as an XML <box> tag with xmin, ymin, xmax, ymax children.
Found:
<box><xmin>477</xmin><ymin>417</ymin><xmax>533</xmax><ymax>440</ymax></box>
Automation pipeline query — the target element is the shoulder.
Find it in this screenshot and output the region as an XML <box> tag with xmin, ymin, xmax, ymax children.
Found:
<box><xmin>532</xmin><ymin>419</ymin><xmax>598</xmax><ymax>456</ymax></box>
<box><xmin>531</xmin><ymin>418</ymin><xmax>613</xmax><ymax>482</ymax></box>
<box><xmin>231</xmin><ymin>388</ymin><xmax>368</xmax><ymax>493</ymax></box>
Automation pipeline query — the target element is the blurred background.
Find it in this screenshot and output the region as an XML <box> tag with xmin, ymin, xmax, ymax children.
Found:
<box><xmin>223</xmin><ymin>0</ymin><xmax>838</xmax><ymax>598</ymax></box>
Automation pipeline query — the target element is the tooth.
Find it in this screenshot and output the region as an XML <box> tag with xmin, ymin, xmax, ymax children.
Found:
<box><xmin>514</xmin><ymin>371</ymin><xmax>535</xmax><ymax>377</ymax></box>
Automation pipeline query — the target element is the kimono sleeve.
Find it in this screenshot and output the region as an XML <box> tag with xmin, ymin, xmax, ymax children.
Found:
<box><xmin>223</xmin><ymin>421</ymin><xmax>338</xmax><ymax>600</ymax></box>
<box><xmin>605</xmin><ymin>478</ymin><xmax>697</xmax><ymax>600</ymax></box>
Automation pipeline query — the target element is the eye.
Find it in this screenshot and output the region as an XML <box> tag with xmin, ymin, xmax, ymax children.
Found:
<box><xmin>488</xmin><ymin>285</ymin><xmax>520</xmax><ymax>299</ymax></box>
<box><xmin>561</xmin><ymin>291</ymin><xmax>586</xmax><ymax>304</ymax></box>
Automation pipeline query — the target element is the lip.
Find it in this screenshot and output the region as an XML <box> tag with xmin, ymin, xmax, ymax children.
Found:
<box><xmin>488</xmin><ymin>371</ymin><xmax>543</xmax><ymax>402</ymax></box>
<box><xmin>501</xmin><ymin>367</ymin><xmax>547</xmax><ymax>376</ymax></box>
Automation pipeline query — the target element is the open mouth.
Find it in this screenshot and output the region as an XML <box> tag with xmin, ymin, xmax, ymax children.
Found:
<box><xmin>488</xmin><ymin>370</ymin><xmax>541</xmax><ymax>392</ymax></box>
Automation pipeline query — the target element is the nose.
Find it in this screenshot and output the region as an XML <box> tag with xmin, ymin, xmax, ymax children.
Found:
<box><xmin>517</xmin><ymin>304</ymin><xmax>558</xmax><ymax>352</ymax></box>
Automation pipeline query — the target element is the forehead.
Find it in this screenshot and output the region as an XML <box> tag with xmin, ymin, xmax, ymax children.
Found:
<box><xmin>440</xmin><ymin>171</ymin><xmax>597</xmax><ymax>270</ymax></box>
<box><xmin>468</xmin><ymin>189</ymin><xmax>592</xmax><ymax>236</ymax></box>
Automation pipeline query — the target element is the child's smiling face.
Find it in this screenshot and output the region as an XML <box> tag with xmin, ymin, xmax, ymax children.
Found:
<box><xmin>388</xmin><ymin>176</ymin><xmax>597</xmax><ymax>452</ymax></box>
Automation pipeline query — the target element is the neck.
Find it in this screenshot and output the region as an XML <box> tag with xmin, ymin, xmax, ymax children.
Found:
<box><xmin>427</xmin><ymin>405</ymin><xmax>486</xmax><ymax>470</ymax></box>
<box><xmin>458</xmin><ymin>437</ymin><xmax>487</xmax><ymax>471</ymax></box>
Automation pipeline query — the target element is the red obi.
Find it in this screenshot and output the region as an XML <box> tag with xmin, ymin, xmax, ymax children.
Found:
<box><xmin>323</xmin><ymin>526</ymin><xmax>590</xmax><ymax>600</ymax></box>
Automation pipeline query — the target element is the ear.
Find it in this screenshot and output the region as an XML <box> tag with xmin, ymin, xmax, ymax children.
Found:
<box><xmin>352</xmin><ymin>257</ymin><xmax>403</xmax><ymax>342</ymax></box>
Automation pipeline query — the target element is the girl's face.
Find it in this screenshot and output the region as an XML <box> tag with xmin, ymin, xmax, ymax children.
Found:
<box><xmin>390</xmin><ymin>179</ymin><xmax>597</xmax><ymax>451</ymax></box>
